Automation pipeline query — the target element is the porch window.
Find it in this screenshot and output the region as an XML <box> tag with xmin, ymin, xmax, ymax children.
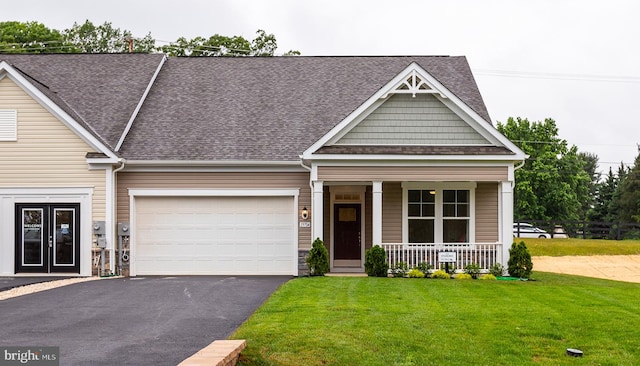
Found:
<box><xmin>408</xmin><ymin>189</ymin><xmax>435</xmax><ymax>243</ymax></box>
<box><xmin>403</xmin><ymin>183</ymin><xmax>475</xmax><ymax>244</ymax></box>
<box><xmin>443</xmin><ymin>190</ymin><xmax>469</xmax><ymax>243</ymax></box>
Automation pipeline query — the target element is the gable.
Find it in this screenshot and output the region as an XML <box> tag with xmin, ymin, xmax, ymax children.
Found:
<box><xmin>0</xmin><ymin>76</ymin><xmax>98</xmax><ymax>155</ymax></box>
<box><xmin>335</xmin><ymin>94</ymin><xmax>490</xmax><ymax>146</ymax></box>
<box><xmin>304</xmin><ymin>62</ymin><xmax>526</xmax><ymax>161</ymax></box>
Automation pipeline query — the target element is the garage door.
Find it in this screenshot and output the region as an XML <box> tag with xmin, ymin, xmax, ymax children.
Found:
<box><xmin>134</xmin><ymin>196</ymin><xmax>295</xmax><ymax>275</ymax></box>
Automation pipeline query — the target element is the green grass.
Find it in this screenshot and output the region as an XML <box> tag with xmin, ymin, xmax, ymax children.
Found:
<box><xmin>522</xmin><ymin>238</ymin><xmax>640</xmax><ymax>257</ymax></box>
<box><xmin>233</xmin><ymin>274</ymin><xmax>640</xmax><ymax>365</ymax></box>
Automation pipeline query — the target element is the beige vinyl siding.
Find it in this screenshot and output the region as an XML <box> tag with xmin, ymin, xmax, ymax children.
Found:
<box><xmin>116</xmin><ymin>171</ymin><xmax>311</xmax><ymax>249</ymax></box>
<box><xmin>382</xmin><ymin>182</ymin><xmax>402</xmax><ymax>243</ymax></box>
<box><xmin>336</xmin><ymin>94</ymin><xmax>489</xmax><ymax>145</ymax></box>
<box><xmin>0</xmin><ymin>77</ymin><xmax>106</xmax><ymax>219</ymax></box>
<box><xmin>364</xmin><ymin>187</ymin><xmax>372</xmax><ymax>250</ymax></box>
<box><xmin>475</xmin><ymin>182</ymin><xmax>499</xmax><ymax>242</ymax></box>
<box><xmin>318</xmin><ymin>166</ymin><xmax>508</xmax><ymax>182</ymax></box>
<box><xmin>323</xmin><ymin>186</ymin><xmax>330</xmax><ymax>250</ymax></box>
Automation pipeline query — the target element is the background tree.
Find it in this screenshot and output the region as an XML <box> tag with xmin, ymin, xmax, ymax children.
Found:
<box><xmin>497</xmin><ymin>117</ymin><xmax>591</xmax><ymax>222</ymax></box>
<box><xmin>63</xmin><ymin>20</ymin><xmax>155</xmax><ymax>53</ymax></box>
<box><xmin>161</xmin><ymin>29</ymin><xmax>293</xmax><ymax>56</ymax></box>
<box><xmin>0</xmin><ymin>21</ymin><xmax>66</xmax><ymax>53</ymax></box>
<box><xmin>613</xmin><ymin>147</ymin><xmax>640</xmax><ymax>223</ymax></box>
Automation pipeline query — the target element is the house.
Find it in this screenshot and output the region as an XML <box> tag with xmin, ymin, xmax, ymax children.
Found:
<box><xmin>0</xmin><ymin>54</ymin><xmax>525</xmax><ymax>277</ymax></box>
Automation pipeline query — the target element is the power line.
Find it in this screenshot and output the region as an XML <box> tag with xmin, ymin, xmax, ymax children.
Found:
<box><xmin>474</xmin><ymin>69</ymin><xmax>640</xmax><ymax>83</ymax></box>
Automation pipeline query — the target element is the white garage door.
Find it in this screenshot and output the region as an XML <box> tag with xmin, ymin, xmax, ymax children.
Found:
<box><xmin>134</xmin><ymin>196</ymin><xmax>295</xmax><ymax>275</ymax></box>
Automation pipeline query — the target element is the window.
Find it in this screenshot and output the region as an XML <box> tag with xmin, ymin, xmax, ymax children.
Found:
<box><xmin>403</xmin><ymin>183</ymin><xmax>475</xmax><ymax>244</ymax></box>
<box><xmin>408</xmin><ymin>189</ymin><xmax>435</xmax><ymax>243</ymax></box>
<box><xmin>443</xmin><ymin>190</ymin><xmax>469</xmax><ymax>243</ymax></box>
<box><xmin>0</xmin><ymin>109</ymin><xmax>17</xmax><ymax>141</ymax></box>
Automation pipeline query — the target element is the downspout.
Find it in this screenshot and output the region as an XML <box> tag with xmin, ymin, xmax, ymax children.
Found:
<box><xmin>112</xmin><ymin>159</ymin><xmax>126</xmax><ymax>275</ymax></box>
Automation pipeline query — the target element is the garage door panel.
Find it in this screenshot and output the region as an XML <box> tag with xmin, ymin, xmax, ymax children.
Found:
<box><xmin>135</xmin><ymin>196</ymin><xmax>295</xmax><ymax>275</ymax></box>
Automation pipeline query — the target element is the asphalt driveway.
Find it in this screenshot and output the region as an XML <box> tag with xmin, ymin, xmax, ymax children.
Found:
<box><xmin>0</xmin><ymin>276</ymin><xmax>290</xmax><ymax>365</ymax></box>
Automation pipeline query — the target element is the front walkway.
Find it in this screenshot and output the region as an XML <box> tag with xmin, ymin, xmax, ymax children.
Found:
<box><xmin>533</xmin><ymin>255</ymin><xmax>640</xmax><ymax>283</ymax></box>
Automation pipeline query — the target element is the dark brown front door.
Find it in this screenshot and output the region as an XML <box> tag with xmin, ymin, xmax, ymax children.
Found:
<box><xmin>15</xmin><ymin>203</ymin><xmax>81</xmax><ymax>274</ymax></box>
<box><xmin>334</xmin><ymin>204</ymin><xmax>361</xmax><ymax>260</ymax></box>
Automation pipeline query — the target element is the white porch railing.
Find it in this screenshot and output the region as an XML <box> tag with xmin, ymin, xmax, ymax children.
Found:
<box><xmin>380</xmin><ymin>243</ymin><xmax>501</xmax><ymax>272</ymax></box>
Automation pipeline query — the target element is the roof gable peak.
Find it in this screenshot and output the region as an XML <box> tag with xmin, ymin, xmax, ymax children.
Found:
<box><xmin>383</xmin><ymin>67</ymin><xmax>447</xmax><ymax>99</ymax></box>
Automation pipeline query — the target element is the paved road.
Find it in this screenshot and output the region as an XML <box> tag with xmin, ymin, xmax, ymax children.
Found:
<box><xmin>0</xmin><ymin>276</ymin><xmax>290</xmax><ymax>365</ymax></box>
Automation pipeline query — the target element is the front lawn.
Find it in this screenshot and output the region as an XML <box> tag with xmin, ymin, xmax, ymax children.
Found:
<box><xmin>523</xmin><ymin>238</ymin><xmax>640</xmax><ymax>256</ymax></box>
<box><xmin>232</xmin><ymin>274</ymin><xmax>640</xmax><ymax>365</ymax></box>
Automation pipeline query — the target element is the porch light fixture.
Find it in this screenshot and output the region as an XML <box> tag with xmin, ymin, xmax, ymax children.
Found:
<box><xmin>429</xmin><ymin>190</ymin><xmax>436</xmax><ymax>195</ymax></box>
<box><xmin>301</xmin><ymin>207</ymin><xmax>309</xmax><ymax>220</ymax></box>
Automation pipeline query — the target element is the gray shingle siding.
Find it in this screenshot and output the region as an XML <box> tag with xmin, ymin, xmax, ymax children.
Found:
<box><xmin>336</xmin><ymin>94</ymin><xmax>490</xmax><ymax>145</ymax></box>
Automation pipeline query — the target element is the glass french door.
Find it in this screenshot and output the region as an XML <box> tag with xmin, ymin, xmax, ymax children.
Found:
<box><xmin>15</xmin><ymin>204</ymin><xmax>80</xmax><ymax>273</ymax></box>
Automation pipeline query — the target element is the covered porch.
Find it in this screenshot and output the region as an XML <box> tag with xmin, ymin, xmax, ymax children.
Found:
<box><xmin>309</xmin><ymin>170</ymin><xmax>514</xmax><ymax>274</ymax></box>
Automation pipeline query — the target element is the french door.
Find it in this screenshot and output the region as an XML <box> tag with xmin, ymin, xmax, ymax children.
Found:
<box><xmin>15</xmin><ymin>204</ymin><xmax>80</xmax><ymax>273</ymax></box>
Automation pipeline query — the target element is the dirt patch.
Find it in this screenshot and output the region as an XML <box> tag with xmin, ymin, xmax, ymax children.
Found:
<box><xmin>533</xmin><ymin>255</ymin><xmax>640</xmax><ymax>283</ymax></box>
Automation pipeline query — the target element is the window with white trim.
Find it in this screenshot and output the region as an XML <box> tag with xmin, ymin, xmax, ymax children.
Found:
<box><xmin>403</xmin><ymin>183</ymin><xmax>475</xmax><ymax>244</ymax></box>
<box><xmin>0</xmin><ymin>109</ymin><xmax>17</xmax><ymax>141</ymax></box>
<box><xmin>442</xmin><ymin>190</ymin><xmax>469</xmax><ymax>243</ymax></box>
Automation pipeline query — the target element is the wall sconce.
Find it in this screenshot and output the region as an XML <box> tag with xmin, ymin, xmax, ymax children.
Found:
<box><xmin>301</xmin><ymin>207</ymin><xmax>309</xmax><ymax>220</ymax></box>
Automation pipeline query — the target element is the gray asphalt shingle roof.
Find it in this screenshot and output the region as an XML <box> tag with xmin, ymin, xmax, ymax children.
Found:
<box><xmin>119</xmin><ymin>56</ymin><xmax>493</xmax><ymax>161</ymax></box>
<box><xmin>0</xmin><ymin>53</ymin><xmax>165</xmax><ymax>150</ymax></box>
<box><xmin>1</xmin><ymin>54</ymin><xmax>494</xmax><ymax>161</ymax></box>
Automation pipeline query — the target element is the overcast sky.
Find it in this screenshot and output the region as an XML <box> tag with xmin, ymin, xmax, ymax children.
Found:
<box><xmin>4</xmin><ymin>0</ymin><xmax>639</xmax><ymax>173</ymax></box>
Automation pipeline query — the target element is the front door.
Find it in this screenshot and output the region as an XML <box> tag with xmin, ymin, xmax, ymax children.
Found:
<box><xmin>334</xmin><ymin>204</ymin><xmax>361</xmax><ymax>261</ymax></box>
<box><xmin>15</xmin><ymin>204</ymin><xmax>80</xmax><ymax>274</ymax></box>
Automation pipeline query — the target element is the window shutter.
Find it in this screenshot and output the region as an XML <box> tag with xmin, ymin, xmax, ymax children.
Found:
<box><xmin>0</xmin><ymin>109</ymin><xmax>17</xmax><ymax>141</ymax></box>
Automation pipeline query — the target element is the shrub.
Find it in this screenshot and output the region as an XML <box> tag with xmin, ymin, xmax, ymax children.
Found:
<box><xmin>480</xmin><ymin>274</ymin><xmax>497</xmax><ymax>280</ymax></box>
<box><xmin>508</xmin><ymin>241</ymin><xmax>533</xmax><ymax>278</ymax></box>
<box><xmin>431</xmin><ymin>269</ymin><xmax>450</xmax><ymax>279</ymax></box>
<box><xmin>407</xmin><ymin>268</ymin><xmax>425</xmax><ymax>278</ymax></box>
<box><xmin>416</xmin><ymin>262</ymin><xmax>433</xmax><ymax>275</ymax></box>
<box><xmin>440</xmin><ymin>264</ymin><xmax>456</xmax><ymax>274</ymax></box>
<box><xmin>391</xmin><ymin>262</ymin><xmax>409</xmax><ymax>277</ymax></box>
<box><xmin>464</xmin><ymin>263</ymin><xmax>481</xmax><ymax>279</ymax></box>
<box><xmin>306</xmin><ymin>237</ymin><xmax>329</xmax><ymax>276</ymax></box>
<box><xmin>365</xmin><ymin>245</ymin><xmax>389</xmax><ymax>277</ymax></box>
<box><xmin>490</xmin><ymin>263</ymin><xmax>505</xmax><ymax>277</ymax></box>
<box><xmin>455</xmin><ymin>273</ymin><xmax>472</xmax><ymax>280</ymax></box>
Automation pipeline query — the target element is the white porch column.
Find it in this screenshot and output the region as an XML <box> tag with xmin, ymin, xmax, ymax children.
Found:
<box><xmin>500</xmin><ymin>181</ymin><xmax>514</xmax><ymax>267</ymax></box>
<box><xmin>372</xmin><ymin>181</ymin><xmax>383</xmax><ymax>246</ymax></box>
<box><xmin>312</xmin><ymin>180</ymin><xmax>324</xmax><ymax>242</ymax></box>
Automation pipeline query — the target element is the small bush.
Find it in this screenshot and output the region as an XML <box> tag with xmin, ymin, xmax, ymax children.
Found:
<box><xmin>455</xmin><ymin>273</ymin><xmax>472</xmax><ymax>280</ymax></box>
<box><xmin>440</xmin><ymin>264</ymin><xmax>456</xmax><ymax>274</ymax></box>
<box><xmin>306</xmin><ymin>238</ymin><xmax>329</xmax><ymax>276</ymax></box>
<box><xmin>490</xmin><ymin>263</ymin><xmax>504</xmax><ymax>277</ymax></box>
<box><xmin>431</xmin><ymin>269</ymin><xmax>450</xmax><ymax>279</ymax></box>
<box><xmin>407</xmin><ymin>268</ymin><xmax>425</xmax><ymax>278</ymax></box>
<box><xmin>464</xmin><ymin>263</ymin><xmax>481</xmax><ymax>279</ymax></box>
<box><xmin>391</xmin><ymin>262</ymin><xmax>409</xmax><ymax>277</ymax></box>
<box><xmin>481</xmin><ymin>274</ymin><xmax>497</xmax><ymax>280</ymax></box>
<box><xmin>416</xmin><ymin>262</ymin><xmax>433</xmax><ymax>274</ymax></box>
<box><xmin>365</xmin><ymin>245</ymin><xmax>389</xmax><ymax>277</ymax></box>
<box><xmin>508</xmin><ymin>241</ymin><xmax>533</xmax><ymax>278</ymax></box>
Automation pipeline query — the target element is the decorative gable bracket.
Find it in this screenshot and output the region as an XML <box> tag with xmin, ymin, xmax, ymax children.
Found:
<box><xmin>382</xmin><ymin>69</ymin><xmax>448</xmax><ymax>99</ymax></box>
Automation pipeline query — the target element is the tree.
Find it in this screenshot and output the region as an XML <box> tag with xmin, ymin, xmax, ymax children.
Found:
<box><xmin>579</xmin><ymin>152</ymin><xmax>600</xmax><ymax>219</ymax></box>
<box><xmin>0</xmin><ymin>21</ymin><xmax>66</xmax><ymax>53</ymax></box>
<box><xmin>614</xmin><ymin>147</ymin><xmax>640</xmax><ymax>223</ymax></box>
<box><xmin>497</xmin><ymin>117</ymin><xmax>591</xmax><ymax>222</ymax></box>
<box><xmin>63</xmin><ymin>20</ymin><xmax>155</xmax><ymax>53</ymax></box>
<box><xmin>161</xmin><ymin>29</ymin><xmax>295</xmax><ymax>57</ymax></box>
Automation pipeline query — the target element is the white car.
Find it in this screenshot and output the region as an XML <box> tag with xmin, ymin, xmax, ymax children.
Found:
<box><xmin>513</xmin><ymin>223</ymin><xmax>549</xmax><ymax>238</ymax></box>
